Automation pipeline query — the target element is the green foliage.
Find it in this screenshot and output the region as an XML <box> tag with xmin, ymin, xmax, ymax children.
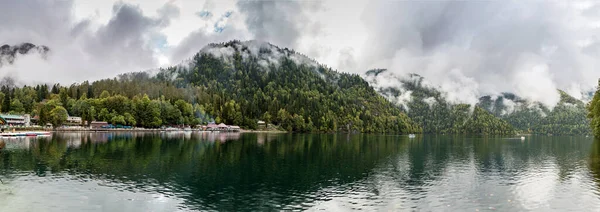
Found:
<box><xmin>482</xmin><ymin>90</ymin><xmax>591</xmax><ymax>135</ymax></box>
<box><xmin>10</xmin><ymin>98</ymin><xmax>24</xmax><ymax>114</ymax></box>
<box><xmin>588</xmin><ymin>80</ymin><xmax>600</xmax><ymax>137</ymax></box>
<box><xmin>372</xmin><ymin>71</ymin><xmax>590</xmax><ymax>135</ymax></box>
<box><xmin>375</xmin><ymin>73</ymin><xmax>515</xmax><ymax>135</ymax></box>
<box><xmin>124</xmin><ymin>112</ymin><xmax>136</xmax><ymax>126</ymax></box>
<box><xmin>49</xmin><ymin>106</ymin><xmax>68</xmax><ymax>128</ymax></box>
<box><xmin>98</xmin><ymin>108</ymin><xmax>110</xmax><ymax>122</ymax></box>
<box><xmin>2</xmin><ymin>89</ymin><xmax>10</xmax><ymax>113</ymax></box>
<box><xmin>111</xmin><ymin>115</ymin><xmax>126</xmax><ymax>125</ymax></box>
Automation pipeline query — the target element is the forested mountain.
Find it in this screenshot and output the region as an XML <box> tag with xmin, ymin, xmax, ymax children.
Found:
<box><xmin>0</xmin><ymin>43</ymin><xmax>49</xmax><ymax>67</ymax></box>
<box><xmin>365</xmin><ymin>70</ymin><xmax>514</xmax><ymax>135</ymax></box>
<box><xmin>479</xmin><ymin>90</ymin><xmax>590</xmax><ymax>135</ymax></box>
<box><xmin>0</xmin><ymin>40</ymin><xmax>421</xmax><ymax>133</ymax></box>
<box><xmin>150</xmin><ymin>40</ymin><xmax>420</xmax><ymax>133</ymax></box>
<box><xmin>366</xmin><ymin>69</ymin><xmax>590</xmax><ymax>135</ymax></box>
<box><xmin>588</xmin><ymin>80</ymin><xmax>600</xmax><ymax>137</ymax></box>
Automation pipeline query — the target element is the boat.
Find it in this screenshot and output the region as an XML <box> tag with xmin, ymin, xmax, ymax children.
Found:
<box><xmin>408</xmin><ymin>134</ymin><xmax>416</xmax><ymax>139</ymax></box>
<box><xmin>0</xmin><ymin>131</ymin><xmax>51</xmax><ymax>137</ymax></box>
<box><xmin>520</xmin><ymin>136</ymin><xmax>525</xmax><ymax>140</ymax></box>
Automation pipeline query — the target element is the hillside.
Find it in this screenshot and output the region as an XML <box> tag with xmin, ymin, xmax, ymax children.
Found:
<box><xmin>366</xmin><ymin>69</ymin><xmax>590</xmax><ymax>135</ymax></box>
<box><xmin>152</xmin><ymin>40</ymin><xmax>421</xmax><ymax>133</ymax></box>
<box><xmin>0</xmin><ymin>40</ymin><xmax>420</xmax><ymax>133</ymax></box>
<box><xmin>365</xmin><ymin>70</ymin><xmax>514</xmax><ymax>135</ymax></box>
<box><xmin>587</xmin><ymin>80</ymin><xmax>600</xmax><ymax>137</ymax></box>
<box><xmin>479</xmin><ymin>91</ymin><xmax>590</xmax><ymax>135</ymax></box>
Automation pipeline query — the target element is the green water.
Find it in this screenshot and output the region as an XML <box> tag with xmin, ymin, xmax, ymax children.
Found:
<box><xmin>0</xmin><ymin>132</ymin><xmax>599</xmax><ymax>211</ymax></box>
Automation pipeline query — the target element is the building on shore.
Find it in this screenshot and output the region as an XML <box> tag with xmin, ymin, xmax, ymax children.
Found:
<box><xmin>90</xmin><ymin>121</ymin><xmax>109</xmax><ymax>128</ymax></box>
<box><xmin>66</xmin><ymin>116</ymin><xmax>83</xmax><ymax>126</ymax></box>
<box><xmin>217</xmin><ymin>123</ymin><xmax>228</xmax><ymax>131</ymax></box>
<box><xmin>205</xmin><ymin>123</ymin><xmax>218</xmax><ymax>131</ymax></box>
<box><xmin>204</xmin><ymin>123</ymin><xmax>241</xmax><ymax>131</ymax></box>
<box><xmin>0</xmin><ymin>114</ymin><xmax>31</xmax><ymax>127</ymax></box>
<box><xmin>257</xmin><ymin>120</ymin><xmax>266</xmax><ymax>129</ymax></box>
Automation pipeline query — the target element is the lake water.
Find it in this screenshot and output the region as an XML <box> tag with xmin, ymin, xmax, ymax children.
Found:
<box><xmin>0</xmin><ymin>132</ymin><xmax>599</xmax><ymax>211</ymax></box>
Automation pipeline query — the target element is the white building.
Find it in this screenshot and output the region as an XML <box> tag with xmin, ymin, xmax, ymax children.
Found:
<box><xmin>0</xmin><ymin>114</ymin><xmax>31</xmax><ymax>126</ymax></box>
<box><xmin>66</xmin><ymin>116</ymin><xmax>83</xmax><ymax>125</ymax></box>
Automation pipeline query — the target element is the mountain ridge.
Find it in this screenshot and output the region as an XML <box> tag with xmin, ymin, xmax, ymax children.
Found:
<box><xmin>366</xmin><ymin>69</ymin><xmax>590</xmax><ymax>135</ymax></box>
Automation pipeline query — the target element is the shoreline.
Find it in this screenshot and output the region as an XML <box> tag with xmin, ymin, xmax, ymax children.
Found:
<box><xmin>240</xmin><ymin>130</ymin><xmax>287</xmax><ymax>133</ymax></box>
<box><xmin>4</xmin><ymin>128</ymin><xmax>287</xmax><ymax>133</ymax></box>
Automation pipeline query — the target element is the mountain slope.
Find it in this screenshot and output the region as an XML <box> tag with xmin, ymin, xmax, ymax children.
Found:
<box><xmin>365</xmin><ymin>69</ymin><xmax>514</xmax><ymax>134</ymax></box>
<box><xmin>170</xmin><ymin>40</ymin><xmax>421</xmax><ymax>133</ymax></box>
<box><xmin>478</xmin><ymin>91</ymin><xmax>590</xmax><ymax>135</ymax></box>
<box><xmin>588</xmin><ymin>80</ymin><xmax>600</xmax><ymax>137</ymax></box>
<box><xmin>83</xmin><ymin>40</ymin><xmax>421</xmax><ymax>133</ymax></box>
<box><xmin>366</xmin><ymin>69</ymin><xmax>590</xmax><ymax>135</ymax></box>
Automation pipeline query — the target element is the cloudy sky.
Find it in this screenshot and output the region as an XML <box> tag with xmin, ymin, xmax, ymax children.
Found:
<box><xmin>1</xmin><ymin>0</ymin><xmax>600</xmax><ymax>105</ymax></box>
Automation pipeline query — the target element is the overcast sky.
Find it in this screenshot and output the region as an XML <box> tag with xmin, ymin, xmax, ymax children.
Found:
<box><xmin>1</xmin><ymin>0</ymin><xmax>600</xmax><ymax>105</ymax></box>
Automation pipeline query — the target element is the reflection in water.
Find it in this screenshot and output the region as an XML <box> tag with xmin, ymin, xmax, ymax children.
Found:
<box><xmin>0</xmin><ymin>133</ymin><xmax>599</xmax><ymax>211</ymax></box>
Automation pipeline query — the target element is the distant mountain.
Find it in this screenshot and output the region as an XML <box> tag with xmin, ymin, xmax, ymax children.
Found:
<box><xmin>365</xmin><ymin>69</ymin><xmax>514</xmax><ymax>135</ymax></box>
<box><xmin>0</xmin><ymin>43</ymin><xmax>50</xmax><ymax>67</ymax></box>
<box><xmin>478</xmin><ymin>90</ymin><xmax>590</xmax><ymax>135</ymax></box>
<box><xmin>365</xmin><ymin>69</ymin><xmax>590</xmax><ymax>135</ymax></box>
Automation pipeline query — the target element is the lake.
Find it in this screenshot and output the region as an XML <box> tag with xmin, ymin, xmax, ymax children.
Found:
<box><xmin>0</xmin><ymin>132</ymin><xmax>599</xmax><ymax>211</ymax></box>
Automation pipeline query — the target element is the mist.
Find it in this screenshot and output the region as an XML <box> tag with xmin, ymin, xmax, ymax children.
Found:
<box><xmin>1</xmin><ymin>0</ymin><xmax>599</xmax><ymax>108</ymax></box>
<box><xmin>356</xmin><ymin>1</ymin><xmax>600</xmax><ymax>107</ymax></box>
<box><xmin>0</xmin><ymin>0</ymin><xmax>179</xmax><ymax>85</ymax></box>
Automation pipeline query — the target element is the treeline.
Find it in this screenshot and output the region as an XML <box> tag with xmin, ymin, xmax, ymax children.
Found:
<box><xmin>0</xmin><ymin>85</ymin><xmax>211</xmax><ymax>128</ymax></box>
<box><xmin>370</xmin><ymin>72</ymin><xmax>515</xmax><ymax>135</ymax></box>
<box><xmin>0</xmin><ymin>40</ymin><xmax>422</xmax><ymax>133</ymax></box>
<box><xmin>367</xmin><ymin>70</ymin><xmax>591</xmax><ymax>135</ymax></box>
<box><xmin>481</xmin><ymin>90</ymin><xmax>590</xmax><ymax>135</ymax></box>
<box><xmin>588</xmin><ymin>80</ymin><xmax>600</xmax><ymax>137</ymax></box>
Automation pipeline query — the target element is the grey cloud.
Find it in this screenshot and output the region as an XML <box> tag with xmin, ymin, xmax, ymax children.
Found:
<box><xmin>359</xmin><ymin>0</ymin><xmax>600</xmax><ymax>106</ymax></box>
<box><xmin>337</xmin><ymin>47</ymin><xmax>356</xmax><ymax>73</ymax></box>
<box><xmin>170</xmin><ymin>0</ymin><xmax>324</xmax><ymax>64</ymax></box>
<box><xmin>0</xmin><ymin>0</ymin><xmax>75</xmax><ymax>44</ymax></box>
<box><xmin>88</xmin><ymin>3</ymin><xmax>160</xmax><ymax>67</ymax></box>
<box><xmin>157</xmin><ymin>2</ymin><xmax>181</xmax><ymax>27</ymax></box>
<box><xmin>236</xmin><ymin>0</ymin><xmax>321</xmax><ymax>48</ymax></box>
<box><xmin>0</xmin><ymin>0</ymin><xmax>180</xmax><ymax>84</ymax></box>
<box><xmin>169</xmin><ymin>26</ymin><xmax>247</xmax><ymax>64</ymax></box>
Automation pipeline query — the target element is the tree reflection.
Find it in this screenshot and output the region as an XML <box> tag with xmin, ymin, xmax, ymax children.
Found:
<box><xmin>0</xmin><ymin>132</ymin><xmax>409</xmax><ymax>211</ymax></box>
<box><xmin>589</xmin><ymin>138</ymin><xmax>600</xmax><ymax>185</ymax></box>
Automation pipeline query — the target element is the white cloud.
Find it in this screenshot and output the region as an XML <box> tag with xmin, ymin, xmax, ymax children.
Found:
<box><xmin>1</xmin><ymin>0</ymin><xmax>599</xmax><ymax>108</ymax></box>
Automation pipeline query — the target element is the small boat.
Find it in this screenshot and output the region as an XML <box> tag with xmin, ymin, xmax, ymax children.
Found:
<box><xmin>0</xmin><ymin>131</ymin><xmax>51</xmax><ymax>137</ymax></box>
<box><xmin>36</xmin><ymin>132</ymin><xmax>52</xmax><ymax>136</ymax></box>
<box><xmin>520</xmin><ymin>136</ymin><xmax>525</xmax><ymax>140</ymax></box>
<box><xmin>0</xmin><ymin>133</ymin><xmax>18</xmax><ymax>137</ymax></box>
<box><xmin>408</xmin><ymin>134</ymin><xmax>416</xmax><ymax>139</ymax></box>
